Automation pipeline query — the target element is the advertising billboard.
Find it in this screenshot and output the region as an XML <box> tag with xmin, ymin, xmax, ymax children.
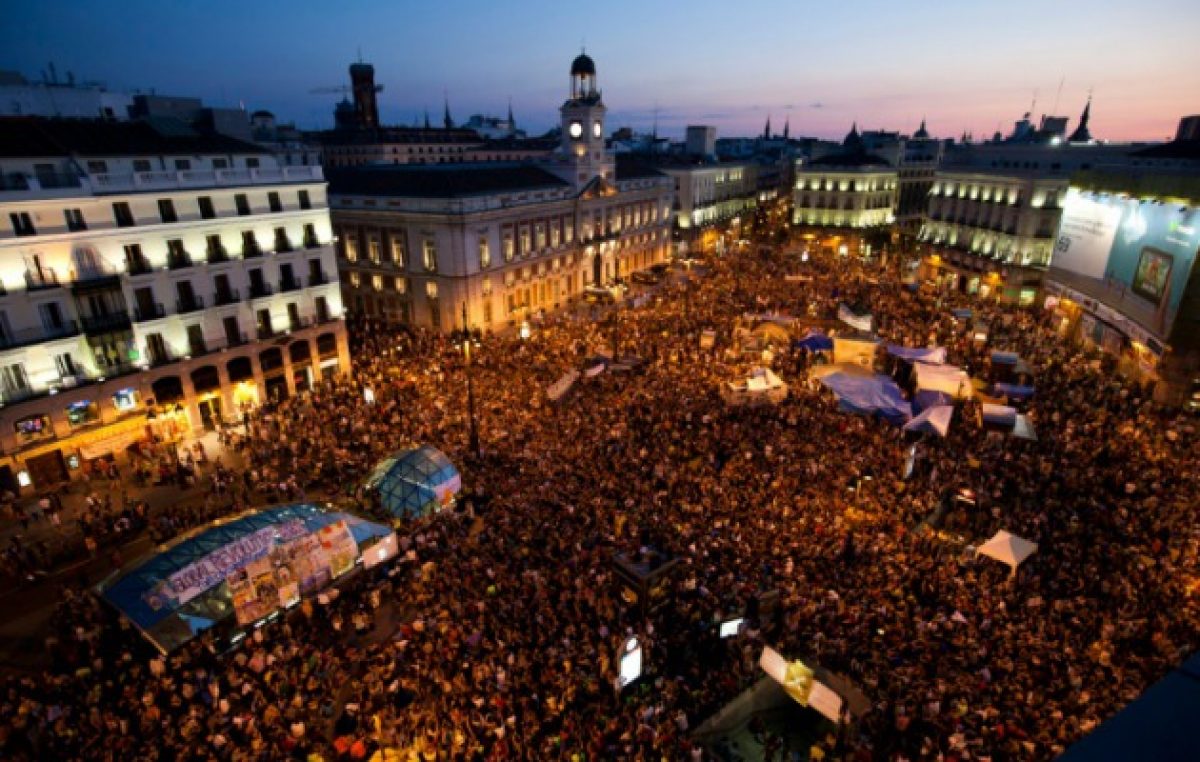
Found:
<box><xmin>1055</xmin><ymin>190</ymin><xmax>1124</xmax><ymax>279</ymax></box>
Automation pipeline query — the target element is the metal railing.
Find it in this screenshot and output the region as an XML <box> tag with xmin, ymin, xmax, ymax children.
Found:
<box><xmin>213</xmin><ymin>288</ymin><xmax>241</xmax><ymax>306</ymax></box>
<box><xmin>133</xmin><ymin>303</ymin><xmax>166</xmax><ymax>322</ymax></box>
<box><xmin>80</xmin><ymin>312</ymin><xmax>132</xmax><ymax>333</ymax></box>
<box><xmin>24</xmin><ymin>270</ymin><xmax>61</xmax><ymax>290</ymax></box>
<box><xmin>175</xmin><ymin>295</ymin><xmax>205</xmax><ymax>314</ymax></box>
<box><xmin>0</xmin><ymin>321</ymin><xmax>81</xmax><ymax>351</ymax></box>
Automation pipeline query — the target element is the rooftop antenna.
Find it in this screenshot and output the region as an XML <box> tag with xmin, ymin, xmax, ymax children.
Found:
<box><xmin>652</xmin><ymin>100</ymin><xmax>659</xmax><ymax>141</ymax></box>
<box><xmin>357</xmin><ymin>46</ymin><xmax>363</xmax><ymax>64</ymax></box>
<box><xmin>1029</xmin><ymin>89</ymin><xmax>1038</xmax><ymax>118</ymax></box>
<box><xmin>1052</xmin><ymin>76</ymin><xmax>1065</xmax><ymax>115</ymax></box>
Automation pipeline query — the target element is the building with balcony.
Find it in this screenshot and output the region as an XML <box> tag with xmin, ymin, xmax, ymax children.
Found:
<box><xmin>328</xmin><ymin>52</ymin><xmax>673</xmax><ymax>330</ymax></box>
<box><xmin>0</xmin><ymin>117</ymin><xmax>349</xmax><ymax>490</ymax></box>
<box><xmin>917</xmin><ymin>140</ymin><xmax>1138</xmax><ymax>304</ymax></box>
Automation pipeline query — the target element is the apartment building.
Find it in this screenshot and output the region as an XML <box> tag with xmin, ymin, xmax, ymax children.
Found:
<box><xmin>0</xmin><ymin>117</ymin><xmax>348</xmax><ymax>489</ymax></box>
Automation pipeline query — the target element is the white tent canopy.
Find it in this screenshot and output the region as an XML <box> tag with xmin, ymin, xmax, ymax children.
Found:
<box><xmin>903</xmin><ymin>405</ymin><xmax>953</xmax><ymax>437</ymax></box>
<box><xmin>977</xmin><ymin>530</ymin><xmax>1038</xmax><ymax>574</ymax></box>
<box><xmin>914</xmin><ymin>362</ymin><xmax>972</xmax><ymax>398</ymax></box>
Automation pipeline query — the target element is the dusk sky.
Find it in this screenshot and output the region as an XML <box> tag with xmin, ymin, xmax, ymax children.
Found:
<box><xmin>4</xmin><ymin>0</ymin><xmax>1198</xmax><ymax>142</ymax></box>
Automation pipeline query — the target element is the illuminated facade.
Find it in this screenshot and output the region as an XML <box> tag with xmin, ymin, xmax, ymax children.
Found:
<box><xmin>0</xmin><ymin>118</ymin><xmax>349</xmax><ymax>488</ymax></box>
<box><xmin>917</xmin><ymin>142</ymin><xmax>1134</xmax><ymax>303</ymax></box>
<box><xmin>1044</xmin><ymin>145</ymin><xmax>1200</xmax><ymax>407</ymax></box>
<box><xmin>330</xmin><ymin>53</ymin><xmax>673</xmax><ymax>330</ymax></box>
<box><xmin>660</xmin><ymin>162</ymin><xmax>758</xmax><ymax>254</ymax></box>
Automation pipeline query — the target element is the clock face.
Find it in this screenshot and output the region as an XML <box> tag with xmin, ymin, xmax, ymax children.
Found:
<box><xmin>593</xmin><ymin>120</ymin><xmax>603</xmax><ymax>138</ymax></box>
<box><xmin>569</xmin><ymin>121</ymin><xmax>583</xmax><ymax>139</ymax></box>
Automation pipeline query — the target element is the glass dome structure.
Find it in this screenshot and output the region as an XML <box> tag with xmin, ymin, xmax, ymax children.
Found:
<box><xmin>364</xmin><ymin>445</ymin><xmax>461</xmax><ymax>519</ymax></box>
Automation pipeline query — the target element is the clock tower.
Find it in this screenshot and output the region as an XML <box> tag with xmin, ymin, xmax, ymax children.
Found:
<box><xmin>557</xmin><ymin>51</ymin><xmax>613</xmax><ymax>189</ymax></box>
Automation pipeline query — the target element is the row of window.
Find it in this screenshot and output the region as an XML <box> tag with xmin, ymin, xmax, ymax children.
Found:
<box><xmin>796</xmin><ymin>178</ymin><xmax>897</xmax><ymax>192</ymax></box>
<box><xmin>81</xmin><ymin>157</ymin><xmax>260</xmax><ymax>174</ymax></box>
<box><xmin>7</xmin><ymin>189</ymin><xmax>313</xmax><ymax>238</ymax></box>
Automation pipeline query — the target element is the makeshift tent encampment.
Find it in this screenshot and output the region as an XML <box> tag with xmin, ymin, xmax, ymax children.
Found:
<box><xmin>819</xmin><ymin>372</ymin><xmax>911</xmax><ymax>424</ymax></box>
<box><xmin>887</xmin><ymin>345</ymin><xmax>947</xmax><ymax>364</ymax></box>
<box><xmin>914</xmin><ymin>362</ymin><xmax>972</xmax><ymax>398</ymax></box>
<box><xmin>913</xmin><ymin>389</ymin><xmax>953</xmax><ymax>413</ymax></box>
<box><xmin>977</xmin><ymin>530</ymin><xmax>1038</xmax><ymax>575</ymax></box>
<box><xmin>364</xmin><ymin>445</ymin><xmax>461</xmax><ymax>520</ymax></box>
<box><xmin>832</xmin><ymin>334</ymin><xmax>880</xmax><ymax>367</ymax></box>
<box><xmin>903</xmin><ymin>405</ymin><xmax>953</xmax><ymax>437</ymax></box>
<box><xmin>795</xmin><ymin>329</ymin><xmax>834</xmax><ymax>352</ymax></box>
<box><xmin>723</xmin><ymin>367</ymin><xmax>789</xmax><ymax>406</ymax></box>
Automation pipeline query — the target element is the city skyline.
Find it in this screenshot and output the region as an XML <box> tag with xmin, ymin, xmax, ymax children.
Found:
<box><xmin>3</xmin><ymin>0</ymin><xmax>1197</xmax><ymax>142</ymax></box>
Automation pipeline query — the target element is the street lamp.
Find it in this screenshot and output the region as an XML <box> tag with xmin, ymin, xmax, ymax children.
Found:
<box><xmin>451</xmin><ymin>303</ymin><xmax>482</xmax><ymax>461</ymax></box>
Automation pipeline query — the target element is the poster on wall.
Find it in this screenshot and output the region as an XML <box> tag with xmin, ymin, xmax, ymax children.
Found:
<box><xmin>1131</xmin><ymin>247</ymin><xmax>1173</xmax><ymax>304</ymax></box>
<box><xmin>319</xmin><ymin>520</ymin><xmax>359</xmax><ymax>578</ymax></box>
<box><xmin>229</xmin><ymin>556</ymin><xmax>280</xmax><ymax>625</ymax></box>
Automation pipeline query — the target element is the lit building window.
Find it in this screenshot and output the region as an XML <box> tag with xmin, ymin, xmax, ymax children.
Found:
<box><xmin>349</xmin><ymin>271</ymin><xmax>361</xmax><ymax>288</ymax></box>
<box><xmin>395</xmin><ymin>277</ymin><xmax>407</xmax><ymax>294</ymax></box>
<box><xmin>503</xmin><ymin>231</ymin><xmax>515</xmax><ymax>261</ymax></box>
<box><xmin>422</xmin><ymin>239</ymin><xmax>438</xmax><ymax>271</ymax></box>
<box><xmin>372</xmin><ymin>274</ymin><xmax>383</xmax><ymax>291</ymax></box>
<box><xmin>425</xmin><ymin>281</ymin><xmax>438</xmax><ymax>299</ymax></box>
<box><xmin>482</xmin><ymin>276</ymin><xmax>492</xmax><ymax>295</ymax></box>
<box><xmin>479</xmin><ymin>236</ymin><xmax>491</xmax><ymax>269</ymax></box>
<box><xmin>344</xmin><ymin>235</ymin><xmax>358</xmax><ymax>262</ymax></box>
<box><xmin>368</xmin><ymin>238</ymin><xmax>382</xmax><ymax>264</ymax></box>
<box><xmin>391</xmin><ymin>235</ymin><xmax>406</xmax><ymax>267</ymax></box>
<box><xmin>519</xmin><ymin>227</ymin><xmax>531</xmax><ymax>255</ymax></box>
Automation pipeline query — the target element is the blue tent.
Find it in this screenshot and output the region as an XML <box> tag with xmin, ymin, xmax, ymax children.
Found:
<box><xmin>820</xmin><ymin>372</ymin><xmax>912</xmax><ymax>425</ymax></box>
<box><xmin>913</xmin><ymin>390</ymin><xmax>954</xmax><ymax>413</ymax></box>
<box><xmin>990</xmin><ymin>350</ymin><xmax>1020</xmax><ymax>366</ymax></box>
<box><xmin>952</xmin><ymin>308</ymin><xmax>973</xmax><ymax>319</ymax></box>
<box><xmin>364</xmin><ymin>445</ymin><xmax>461</xmax><ymax>520</ymax></box>
<box><xmin>98</xmin><ymin>503</ymin><xmax>393</xmax><ymax>653</ymax></box>
<box><xmin>887</xmin><ymin>345</ymin><xmax>947</xmax><ymax>364</ymax></box>
<box><xmin>795</xmin><ymin>330</ymin><xmax>834</xmax><ymax>352</ymax></box>
<box><xmin>994</xmin><ymin>382</ymin><xmax>1036</xmax><ymax>399</ymax></box>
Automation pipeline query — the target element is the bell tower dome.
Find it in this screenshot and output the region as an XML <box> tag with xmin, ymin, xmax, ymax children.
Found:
<box><xmin>558</xmin><ymin>50</ymin><xmax>612</xmax><ymax>189</ymax></box>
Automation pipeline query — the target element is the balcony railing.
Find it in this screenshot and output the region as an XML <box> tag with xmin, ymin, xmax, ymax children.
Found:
<box><xmin>87</xmin><ymin>165</ymin><xmax>324</xmax><ymax>194</ymax></box>
<box><xmin>279</xmin><ymin>277</ymin><xmax>302</xmax><ymax>293</ymax></box>
<box><xmin>24</xmin><ymin>270</ymin><xmax>61</xmax><ymax>291</ymax></box>
<box><xmin>80</xmin><ymin>311</ymin><xmax>132</xmax><ymax>334</ymax></box>
<box><xmin>206</xmin><ymin>245</ymin><xmax>231</xmax><ymax>264</ymax></box>
<box><xmin>0</xmin><ymin>321</ymin><xmax>81</xmax><ymax>351</ymax></box>
<box><xmin>176</xmin><ymin>295</ymin><xmax>205</xmax><ymax>314</ymax></box>
<box><xmin>126</xmin><ymin>257</ymin><xmax>154</xmax><ymax>276</ymax></box>
<box><xmin>133</xmin><ymin>303</ymin><xmax>166</xmax><ymax>322</ymax></box>
<box><xmin>308</xmin><ymin>271</ymin><xmax>330</xmax><ymax>286</ymax></box>
<box><xmin>247</xmin><ymin>283</ymin><xmax>274</xmax><ymax>299</ymax></box>
<box><xmin>226</xmin><ymin>332</ymin><xmax>250</xmax><ymax>347</ymax></box>
<box><xmin>304</xmin><ymin>234</ymin><xmax>320</xmax><ymax>249</ymax></box>
<box><xmin>166</xmin><ymin>251</ymin><xmax>194</xmax><ymax>270</ymax></box>
<box><xmin>243</xmin><ymin>244</ymin><xmax>264</xmax><ymax>259</ymax></box>
<box><xmin>256</xmin><ymin>325</ymin><xmax>281</xmax><ymax>340</ymax></box>
<box><xmin>213</xmin><ymin>288</ymin><xmax>241</xmax><ymax>306</ymax></box>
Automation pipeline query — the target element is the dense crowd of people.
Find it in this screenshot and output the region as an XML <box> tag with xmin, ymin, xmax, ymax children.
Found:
<box><xmin>1</xmin><ymin>242</ymin><xmax>1197</xmax><ymax>760</ymax></box>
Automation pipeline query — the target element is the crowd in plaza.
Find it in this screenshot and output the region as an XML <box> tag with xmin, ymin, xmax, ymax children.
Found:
<box><xmin>1</xmin><ymin>241</ymin><xmax>1198</xmax><ymax>761</ymax></box>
